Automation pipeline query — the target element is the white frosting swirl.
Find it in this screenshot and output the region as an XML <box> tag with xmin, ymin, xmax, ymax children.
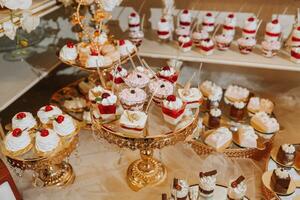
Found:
<box><xmin>119</xmin><ymin>88</ymin><xmax>147</xmax><ymax>105</ymax></box>
<box><xmin>100</xmin><ymin>94</ymin><xmax>117</xmax><ymax>106</ymax></box>
<box><xmin>59</xmin><ymin>44</ymin><xmax>78</xmax><ymax>62</ymax></box>
<box><xmin>35</xmin><ymin>129</ymin><xmax>60</xmax><ymax>152</ymax></box>
<box><xmin>12</xmin><ymin>112</ymin><xmax>37</xmax><ymax>130</ymax></box>
<box><xmin>37</xmin><ymin>105</ymin><xmax>62</xmax><ymax>124</ymax></box>
<box><xmin>199</xmin><ymin>175</ymin><xmax>217</xmax><ymax>192</ymax></box>
<box><xmin>282</xmin><ymin>144</ymin><xmax>295</xmax><ymax>154</ymax></box>
<box><xmin>5</xmin><ymin>129</ymin><xmax>31</xmax><ymax>152</ymax></box>
<box><xmin>175</xmin><ymin>26</ymin><xmax>190</xmax><ymax>36</ymax></box>
<box><xmin>210</xmin><ymin>108</ymin><xmax>221</xmax><ymax>117</ymax></box>
<box><xmin>238</xmin><ymin>125</ymin><xmax>258</xmax><ymax>148</ymax></box>
<box><xmin>86</xmin><ymin>54</ymin><xmax>105</xmax><ymax>68</ymax></box>
<box><xmin>274</xmin><ymin>168</ymin><xmax>289</xmax><ymax>179</ymax></box>
<box><xmin>53</xmin><ymin>115</ymin><xmax>76</xmax><ymax>136</ymax></box>
<box><xmin>159</xmin><ymin>67</ymin><xmax>176</xmax><ymax>77</ymax></box>
<box><xmin>163</xmin><ymin>96</ymin><xmax>183</xmax><ymax>110</ymax></box>
<box><xmin>243</xmin><ymin>17</ymin><xmax>257</xmax><ymax>31</ymax></box>
<box><xmin>148</xmin><ymin>79</ymin><xmax>174</xmax><ymax>99</ymax></box>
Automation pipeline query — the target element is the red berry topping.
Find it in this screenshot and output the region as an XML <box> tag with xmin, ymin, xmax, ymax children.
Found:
<box><xmin>117</xmin><ymin>66</ymin><xmax>122</xmax><ymax>72</ymax></box>
<box><xmin>102</xmin><ymin>92</ymin><xmax>111</xmax><ymax>99</ymax></box>
<box><xmin>45</xmin><ymin>105</ymin><xmax>53</xmax><ymax>112</ymax></box>
<box><xmin>297</xmin><ymin>26</ymin><xmax>300</xmax><ymax>31</ymax></box>
<box><xmin>40</xmin><ymin>129</ymin><xmax>49</xmax><ymax>137</ymax></box>
<box><xmin>162</xmin><ymin>66</ymin><xmax>170</xmax><ymax>71</ymax></box>
<box><xmin>228</xmin><ymin>14</ymin><xmax>234</xmax><ymax>18</ymax></box>
<box><xmin>119</xmin><ymin>40</ymin><xmax>125</xmax><ymax>46</ymax></box>
<box><xmin>66</xmin><ymin>41</ymin><xmax>74</xmax><ymax>48</ymax></box>
<box><xmin>56</xmin><ymin>115</ymin><xmax>65</xmax><ymax>124</ymax></box>
<box><xmin>12</xmin><ymin>128</ymin><xmax>22</xmax><ymax>137</ymax></box>
<box><xmin>167</xmin><ymin>95</ymin><xmax>176</xmax><ymax>102</ymax></box>
<box><xmin>206</xmin><ymin>12</ymin><xmax>212</xmax><ymax>17</ymax></box>
<box><xmin>90</xmin><ymin>49</ymin><xmax>99</xmax><ymax>56</ymax></box>
<box><xmin>161</xmin><ymin>18</ymin><xmax>167</xmax><ymax>22</ymax></box>
<box><xmin>272</xmin><ymin>19</ymin><xmax>279</xmax><ymax>24</ymax></box>
<box><xmin>183</xmin><ymin>9</ymin><xmax>188</xmax><ymax>14</ymax></box>
<box><xmin>130</xmin><ymin>12</ymin><xmax>136</xmax><ymax>17</ymax></box>
<box><xmin>248</xmin><ymin>17</ymin><xmax>255</xmax><ymax>22</ymax></box>
<box><xmin>16</xmin><ymin>112</ymin><xmax>26</xmax><ymax>120</ymax></box>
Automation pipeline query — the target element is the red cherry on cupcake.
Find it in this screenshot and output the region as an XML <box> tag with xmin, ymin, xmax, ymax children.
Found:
<box><xmin>40</xmin><ymin>129</ymin><xmax>49</xmax><ymax>137</ymax></box>
<box><xmin>102</xmin><ymin>92</ymin><xmax>111</xmax><ymax>99</ymax></box>
<box><xmin>67</xmin><ymin>41</ymin><xmax>74</xmax><ymax>48</ymax></box>
<box><xmin>56</xmin><ymin>115</ymin><xmax>65</xmax><ymax>124</ymax></box>
<box><xmin>162</xmin><ymin>66</ymin><xmax>170</xmax><ymax>71</ymax></box>
<box><xmin>130</xmin><ymin>12</ymin><xmax>136</xmax><ymax>17</ymax></box>
<box><xmin>45</xmin><ymin>105</ymin><xmax>53</xmax><ymax>112</ymax></box>
<box><xmin>167</xmin><ymin>95</ymin><xmax>176</xmax><ymax>102</ymax></box>
<box><xmin>16</xmin><ymin>112</ymin><xmax>26</xmax><ymax>120</ymax></box>
<box><xmin>272</xmin><ymin>19</ymin><xmax>279</xmax><ymax>24</ymax></box>
<box><xmin>183</xmin><ymin>9</ymin><xmax>188</xmax><ymax>14</ymax></box>
<box><xmin>206</xmin><ymin>12</ymin><xmax>212</xmax><ymax>17</ymax></box>
<box><xmin>119</xmin><ymin>40</ymin><xmax>125</xmax><ymax>46</ymax></box>
<box><xmin>161</xmin><ymin>18</ymin><xmax>167</xmax><ymax>22</ymax></box>
<box><xmin>248</xmin><ymin>17</ymin><xmax>255</xmax><ymax>22</ymax></box>
<box><xmin>228</xmin><ymin>14</ymin><xmax>234</xmax><ymax>18</ymax></box>
<box><xmin>12</xmin><ymin>128</ymin><xmax>22</xmax><ymax>137</ymax></box>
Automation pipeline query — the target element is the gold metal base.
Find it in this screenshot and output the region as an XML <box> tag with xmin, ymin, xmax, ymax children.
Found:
<box><xmin>34</xmin><ymin>161</ymin><xmax>75</xmax><ymax>187</ymax></box>
<box><xmin>126</xmin><ymin>150</ymin><xmax>167</xmax><ymax>191</ymax></box>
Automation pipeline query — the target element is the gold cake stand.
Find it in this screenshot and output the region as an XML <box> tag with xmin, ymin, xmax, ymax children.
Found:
<box><xmin>91</xmin><ymin>105</ymin><xmax>199</xmax><ymax>191</ymax></box>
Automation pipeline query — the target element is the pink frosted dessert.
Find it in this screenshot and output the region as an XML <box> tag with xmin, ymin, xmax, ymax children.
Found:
<box><xmin>237</xmin><ymin>37</ymin><xmax>256</xmax><ymax>54</ymax></box>
<box><xmin>215</xmin><ymin>34</ymin><xmax>234</xmax><ymax>51</ymax></box>
<box><xmin>148</xmin><ymin>79</ymin><xmax>174</xmax><ymax>105</ymax></box>
<box><xmin>261</xmin><ymin>40</ymin><xmax>281</xmax><ymax>58</ymax></box>
<box><xmin>192</xmin><ymin>30</ymin><xmax>209</xmax><ymax>47</ymax></box>
<box><xmin>202</xmin><ymin>12</ymin><xmax>215</xmax><ymax>33</ymax></box>
<box><xmin>125</xmin><ymin>71</ymin><xmax>150</xmax><ymax>88</ymax></box>
<box><xmin>178</xmin><ymin>35</ymin><xmax>193</xmax><ymax>52</ymax></box>
<box><xmin>119</xmin><ymin>87</ymin><xmax>147</xmax><ymax>110</ymax></box>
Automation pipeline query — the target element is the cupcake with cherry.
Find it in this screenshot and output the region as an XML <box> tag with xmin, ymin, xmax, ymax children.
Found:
<box><xmin>4</xmin><ymin>128</ymin><xmax>33</xmax><ymax>156</ymax></box>
<box><xmin>35</xmin><ymin>128</ymin><xmax>61</xmax><ymax>155</ymax></box>
<box><xmin>37</xmin><ymin>105</ymin><xmax>62</xmax><ymax>125</ymax></box>
<box><xmin>12</xmin><ymin>112</ymin><xmax>37</xmax><ymax>131</ymax></box>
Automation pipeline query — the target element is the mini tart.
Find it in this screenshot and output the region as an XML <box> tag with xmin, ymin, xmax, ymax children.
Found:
<box><xmin>162</xmin><ymin>95</ymin><xmax>186</xmax><ymax>125</ymax></box>
<box><xmin>37</xmin><ymin>105</ymin><xmax>62</xmax><ymax>125</ymax></box>
<box><xmin>53</xmin><ymin>115</ymin><xmax>78</xmax><ymax>137</ymax></box>
<box><xmin>4</xmin><ymin>128</ymin><xmax>32</xmax><ymax>156</ymax></box>
<box><xmin>35</xmin><ymin>129</ymin><xmax>61</xmax><ymax>156</ymax></box>
<box><xmin>157</xmin><ymin>66</ymin><xmax>179</xmax><ymax>83</ymax></box>
<box><xmin>178</xmin><ymin>88</ymin><xmax>203</xmax><ymax>109</ymax></box>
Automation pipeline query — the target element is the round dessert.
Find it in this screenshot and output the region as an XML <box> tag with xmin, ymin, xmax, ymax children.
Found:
<box><xmin>162</xmin><ymin>95</ymin><xmax>186</xmax><ymax>125</ymax></box>
<box><xmin>5</xmin><ymin>128</ymin><xmax>32</xmax><ymax>155</ymax></box>
<box><xmin>261</xmin><ymin>40</ymin><xmax>281</xmax><ymax>58</ymax></box>
<box><xmin>63</xmin><ymin>97</ymin><xmax>87</xmax><ymax>112</ymax></box>
<box><xmin>125</xmin><ymin>71</ymin><xmax>150</xmax><ymax>88</ymax></box>
<box><xmin>200</xmin><ymin>38</ymin><xmax>214</xmax><ymax>56</ymax></box>
<box><xmin>265</xmin><ymin>19</ymin><xmax>281</xmax><ymax>42</ymax></box>
<box><xmin>37</xmin><ymin>105</ymin><xmax>62</xmax><ymax>125</ymax></box>
<box><xmin>35</xmin><ymin>129</ymin><xmax>60</xmax><ymax>153</ymax></box>
<box><xmin>192</xmin><ymin>30</ymin><xmax>209</xmax><ymax>47</ymax></box>
<box><xmin>222</xmin><ymin>13</ymin><xmax>237</xmax><ymax>36</ymax></box>
<box><xmin>118</xmin><ymin>39</ymin><xmax>136</xmax><ymax>57</ymax></box>
<box><xmin>178</xmin><ymin>88</ymin><xmax>203</xmax><ymax>109</ymax></box>
<box><xmin>12</xmin><ymin>112</ymin><xmax>37</xmax><ymax>131</ymax></box>
<box><xmin>109</xmin><ymin>66</ymin><xmax>128</xmax><ymax>84</ymax></box>
<box><xmin>242</xmin><ymin>17</ymin><xmax>257</xmax><ymax>38</ymax></box>
<box><xmin>119</xmin><ymin>87</ymin><xmax>147</xmax><ymax>110</ymax></box>
<box><xmin>202</xmin><ymin>12</ymin><xmax>215</xmax><ymax>33</ymax></box>
<box><xmin>157</xmin><ymin>18</ymin><xmax>171</xmax><ymax>40</ymax></box>
<box><xmin>157</xmin><ymin>66</ymin><xmax>178</xmax><ymax>83</ymax></box>
<box><xmin>96</xmin><ymin>92</ymin><xmax>118</xmax><ymax>120</ymax></box>
<box><xmin>53</xmin><ymin>115</ymin><xmax>77</xmax><ymax>137</ymax></box>
<box><xmin>237</xmin><ymin>36</ymin><xmax>256</xmax><ymax>54</ymax></box>
<box><xmin>59</xmin><ymin>41</ymin><xmax>78</xmax><ymax>62</ymax></box>
<box><xmin>148</xmin><ymin>79</ymin><xmax>174</xmax><ymax>105</ymax></box>
<box><xmin>215</xmin><ymin>34</ymin><xmax>233</xmax><ymax>51</ymax></box>
<box><xmin>178</xmin><ymin>35</ymin><xmax>193</xmax><ymax>52</ymax></box>
<box><xmin>136</xmin><ymin>66</ymin><xmax>155</xmax><ymax>79</ymax></box>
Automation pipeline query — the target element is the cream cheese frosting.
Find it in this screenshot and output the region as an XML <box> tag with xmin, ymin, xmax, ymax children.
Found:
<box><xmin>12</xmin><ymin>112</ymin><xmax>37</xmax><ymax>130</ymax></box>
<box><xmin>99</xmin><ymin>93</ymin><xmax>117</xmax><ymax>106</ymax></box>
<box><xmin>53</xmin><ymin>115</ymin><xmax>76</xmax><ymax>137</ymax></box>
<box><xmin>35</xmin><ymin>129</ymin><xmax>60</xmax><ymax>153</ymax></box>
<box><xmin>37</xmin><ymin>105</ymin><xmax>62</xmax><ymax>124</ymax></box>
<box><xmin>5</xmin><ymin>128</ymin><xmax>31</xmax><ymax>152</ymax></box>
<box><xmin>110</xmin><ymin>66</ymin><xmax>128</xmax><ymax>79</ymax></box>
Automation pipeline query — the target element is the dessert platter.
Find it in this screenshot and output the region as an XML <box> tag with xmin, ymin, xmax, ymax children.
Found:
<box><xmin>162</xmin><ymin>170</ymin><xmax>249</xmax><ymax>200</ymax></box>
<box><xmin>189</xmin><ymin>81</ymin><xmax>280</xmax><ymax>159</ymax></box>
<box><xmin>0</xmin><ymin>107</ymin><xmax>81</xmax><ymax>187</ymax></box>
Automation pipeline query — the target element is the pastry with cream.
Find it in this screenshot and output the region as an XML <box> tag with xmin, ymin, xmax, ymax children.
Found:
<box><xmin>261</xmin><ymin>40</ymin><xmax>281</xmax><ymax>58</ymax></box>
<box><xmin>250</xmin><ymin>112</ymin><xmax>279</xmax><ymax>134</ymax></box>
<box><xmin>12</xmin><ymin>112</ymin><xmax>37</xmax><ymax>131</ymax></box>
<box><xmin>276</xmin><ymin>144</ymin><xmax>296</xmax><ymax>166</ymax></box>
<box><xmin>86</xmin><ymin>50</ymin><xmax>106</xmax><ymax>68</ymax></box>
<box><xmin>215</xmin><ymin>33</ymin><xmax>233</xmax><ymax>51</ymax></box>
<box><xmin>120</xmin><ymin>110</ymin><xmax>148</xmax><ymax>134</ymax></box>
<box><xmin>119</xmin><ymin>88</ymin><xmax>147</xmax><ymax>110</ymax></box>
<box><xmin>264</xmin><ymin>19</ymin><xmax>281</xmax><ymax>42</ymax></box>
<box><xmin>157</xmin><ymin>18</ymin><xmax>171</xmax><ymax>40</ymax></box>
<box><xmin>270</xmin><ymin>168</ymin><xmax>291</xmax><ymax>194</ymax></box>
<box><xmin>118</xmin><ymin>39</ymin><xmax>136</xmax><ymax>57</ymax></box>
<box><xmin>171</xmin><ymin>178</ymin><xmax>189</xmax><ymax>200</ymax></box>
<box><xmin>192</xmin><ymin>30</ymin><xmax>209</xmax><ymax>47</ymax></box>
<box><xmin>178</xmin><ymin>87</ymin><xmax>202</xmax><ymax>109</ymax></box>
<box><xmin>205</xmin><ymin>127</ymin><xmax>232</xmax><ymax>151</ymax></box>
<box><xmin>199</xmin><ymin>38</ymin><xmax>214</xmax><ymax>56</ymax></box>
<box><xmin>230</xmin><ymin>101</ymin><xmax>246</xmax><ymax>121</ymax></box>
<box><xmin>35</xmin><ymin>129</ymin><xmax>60</xmax><ymax>153</ymax></box>
<box><xmin>237</xmin><ymin>125</ymin><xmax>258</xmax><ymax>148</ymax></box>
<box><xmin>148</xmin><ymin>79</ymin><xmax>174</xmax><ymax>105</ymax></box>
<box><xmin>237</xmin><ymin>37</ymin><xmax>256</xmax><ymax>54</ymax></box>
<box><xmin>198</xmin><ymin>170</ymin><xmax>217</xmax><ymax>198</ymax></box>
<box><xmin>227</xmin><ymin>176</ymin><xmax>247</xmax><ymax>200</ymax></box>
<box><xmin>37</xmin><ymin>105</ymin><xmax>62</xmax><ymax>125</ymax></box>
<box><xmin>96</xmin><ymin>92</ymin><xmax>118</xmax><ymax>120</ymax></box>
<box><xmin>208</xmin><ymin>108</ymin><xmax>221</xmax><ymax>129</ymax></box>
<box><xmin>59</xmin><ymin>41</ymin><xmax>78</xmax><ymax>62</ymax></box>
<box><xmin>225</xmin><ymin>85</ymin><xmax>250</xmax><ymax>104</ymax></box>
<box><xmin>162</xmin><ymin>95</ymin><xmax>186</xmax><ymax>125</ymax></box>
<box><xmin>178</xmin><ymin>35</ymin><xmax>193</xmax><ymax>52</ymax></box>
<box><xmin>64</xmin><ymin>97</ymin><xmax>87</xmax><ymax>112</ymax></box>
<box><xmin>222</xmin><ymin>13</ymin><xmax>237</xmax><ymax>36</ymax></box>
<box><xmin>5</xmin><ymin>128</ymin><xmax>32</xmax><ymax>155</ymax></box>
<box><xmin>109</xmin><ymin>66</ymin><xmax>128</xmax><ymax>84</ymax></box>
<box><xmin>157</xmin><ymin>66</ymin><xmax>178</xmax><ymax>83</ymax></box>
<box><xmin>242</xmin><ymin>16</ymin><xmax>258</xmax><ymax>38</ymax></box>
<box><xmin>202</xmin><ymin>12</ymin><xmax>215</xmax><ymax>33</ymax></box>
<box><xmin>247</xmin><ymin>97</ymin><xmax>274</xmax><ymax>115</ymax></box>
<box><xmin>125</xmin><ymin>71</ymin><xmax>150</xmax><ymax>88</ymax></box>
<box><xmin>291</xmin><ymin>46</ymin><xmax>300</xmax><ymax>63</ymax></box>
<box><xmin>53</xmin><ymin>115</ymin><xmax>76</xmax><ymax>137</ymax></box>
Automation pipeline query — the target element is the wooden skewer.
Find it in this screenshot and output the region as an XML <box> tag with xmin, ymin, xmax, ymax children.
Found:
<box><xmin>145</xmin><ymin>84</ymin><xmax>159</xmax><ymax>113</ymax></box>
<box><xmin>212</xmin><ymin>24</ymin><xmax>221</xmax><ymax>38</ymax></box>
<box><xmin>127</xmin><ymin>48</ymin><xmax>137</xmax><ymax>70</ymax></box>
<box><xmin>138</xmin><ymin>0</ymin><xmax>147</xmax><ymax>15</ymax></box>
<box><xmin>142</xmin><ymin>59</ymin><xmax>159</xmax><ymax>80</ymax></box>
<box><xmin>141</xmin><ymin>14</ymin><xmax>145</xmax><ymax>31</ymax></box>
<box><xmin>256</xmin><ymin>19</ymin><xmax>263</xmax><ymax>34</ymax></box>
<box><xmin>183</xmin><ymin>72</ymin><xmax>196</xmax><ymax>93</ymax></box>
<box><xmin>136</xmin><ymin>51</ymin><xmax>145</xmax><ymax>67</ymax></box>
<box><xmin>256</xmin><ymin>4</ymin><xmax>264</xmax><ymax>19</ymax></box>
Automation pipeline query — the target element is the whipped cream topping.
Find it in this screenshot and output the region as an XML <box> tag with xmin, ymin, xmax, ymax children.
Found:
<box><xmin>175</xmin><ymin>26</ymin><xmax>190</xmax><ymax>36</ymax></box>
<box><xmin>252</xmin><ymin>112</ymin><xmax>279</xmax><ymax>133</ymax></box>
<box><xmin>120</xmin><ymin>110</ymin><xmax>147</xmax><ymax>129</ymax></box>
<box><xmin>199</xmin><ymin>174</ymin><xmax>217</xmax><ymax>192</ymax></box>
<box><xmin>172</xmin><ymin>179</ymin><xmax>189</xmax><ymax>198</ymax></box>
<box><xmin>224</xmin><ymin>13</ymin><xmax>237</xmax><ymax>28</ymax></box>
<box><xmin>136</xmin><ymin>66</ymin><xmax>154</xmax><ymax>79</ymax></box>
<box><xmin>178</xmin><ymin>36</ymin><xmax>191</xmax><ymax>43</ymax></box>
<box><xmin>159</xmin><ymin>66</ymin><xmax>176</xmax><ymax>77</ymax></box>
<box><xmin>179</xmin><ymin>10</ymin><xmax>191</xmax><ymax>23</ymax></box>
<box><xmin>292</xmin><ymin>27</ymin><xmax>300</xmax><ymax>39</ymax></box>
<box><xmin>215</xmin><ymin>34</ymin><xmax>233</xmax><ymax>44</ymax></box>
<box><xmin>205</xmin><ymin>127</ymin><xmax>232</xmax><ymax>148</ymax></box>
<box><xmin>64</xmin><ymin>97</ymin><xmax>86</xmax><ymax>110</ymax></box>
<box><xmin>178</xmin><ymin>88</ymin><xmax>202</xmax><ymax>103</ymax></box>
<box><xmin>119</xmin><ymin>88</ymin><xmax>147</xmax><ymax>105</ymax></box>
<box><xmin>208</xmin><ymin>88</ymin><xmax>223</xmax><ymax>102</ymax></box>
<box><xmin>237</xmin><ymin>37</ymin><xmax>256</xmax><ymax>46</ymax></box>
<box><xmin>262</xmin><ymin>40</ymin><xmax>281</xmax><ymax>51</ymax></box>
<box><xmin>60</xmin><ymin>44</ymin><xmax>78</xmax><ymax>61</ymax></box>
<box><xmin>5</xmin><ymin>129</ymin><xmax>31</xmax><ymax>152</ymax></box>
<box><xmin>101</xmin><ymin>0</ymin><xmax>121</xmax><ymax>11</ymax></box>
<box><xmin>125</xmin><ymin>71</ymin><xmax>150</xmax><ymax>88</ymax></box>
<box><xmin>201</xmin><ymin>38</ymin><xmax>214</xmax><ymax>47</ymax></box>
<box><xmin>94</xmin><ymin>31</ymin><xmax>108</xmax><ymax>45</ymax></box>
<box><xmin>148</xmin><ymin>79</ymin><xmax>174</xmax><ymax>98</ymax></box>
<box><xmin>243</xmin><ymin>17</ymin><xmax>257</xmax><ymax>31</ymax></box>
<box><xmin>247</xmin><ymin>97</ymin><xmax>274</xmax><ymax>113</ymax></box>
<box><xmin>228</xmin><ymin>179</ymin><xmax>247</xmax><ymax>199</ymax></box>
<box><xmin>225</xmin><ymin>85</ymin><xmax>250</xmax><ymax>101</ymax></box>
<box><xmin>99</xmin><ymin>93</ymin><xmax>117</xmax><ymax>106</ymax></box>
<box><xmin>210</xmin><ymin>108</ymin><xmax>221</xmax><ymax>117</ymax></box>
<box><xmin>281</xmin><ymin>144</ymin><xmax>295</xmax><ymax>154</ymax></box>
<box><xmin>192</xmin><ymin>30</ymin><xmax>209</xmax><ymax>41</ymax></box>
<box><xmin>129</xmin><ymin>30</ymin><xmax>144</xmax><ymax>39</ymax></box>
<box><xmin>53</xmin><ymin>115</ymin><xmax>76</xmax><ymax>136</ymax></box>
<box><xmin>266</xmin><ymin>20</ymin><xmax>281</xmax><ymax>34</ymax></box>
<box><xmin>118</xmin><ymin>40</ymin><xmax>136</xmax><ymax>56</ymax></box>
<box><xmin>35</xmin><ymin>129</ymin><xmax>60</xmax><ymax>152</ymax></box>
<box><xmin>163</xmin><ymin>96</ymin><xmax>183</xmax><ymax>110</ymax></box>
<box><xmin>203</xmin><ymin>13</ymin><xmax>215</xmax><ymax>24</ymax></box>
<box><xmin>274</xmin><ymin>168</ymin><xmax>289</xmax><ymax>179</ymax></box>
<box><xmin>234</xmin><ymin>101</ymin><xmax>246</xmax><ymax>109</ymax></box>
<box><xmin>247</xmin><ymin>97</ymin><xmax>260</xmax><ymax>111</ymax></box>
<box><xmin>12</xmin><ymin>112</ymin><xmax>37</xmax><ymax>130</ymax></box>
<box><xmin>128</xmin><ymin>12</ymin><xmax>140</xmax><ymax>25</ymax></box>
<box><xmin>110</xmin><ymin>66</ymin><xmax>128</xmax><ymax>78</ymax></box>
<box><xmin>200</xmin><ymin>80</ymin><xmax>222</xmax><ymax>98</ymax></box>
<box><xmin>88</xmin><ymin>85</ymin><xmax>105</xmax><ymax>101</ymax></box>
<box><xmin>158</xmin><ymin>19</ymin><xmax>170</xmax><ymax>32</ymax></box>
<box><xmin>86</xmin><ymin>54</ymin><xmax>105</xmax><ymax>68</ymax></box>
<box><xmin>37</xmin><ymin>105</ymin><xmax>62</xmax><ymax>124</ymax></box>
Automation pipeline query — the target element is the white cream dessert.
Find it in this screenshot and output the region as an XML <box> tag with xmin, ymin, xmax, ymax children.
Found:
<box><xmin>162</xmin><ymin>95</ymin><xmax>185</xmax><ymax>125</ymax></box>
<box><xmin>97</xmin><ymin>92</ymin><xmax>118</xmax><ymax>120</ymax></box>
<box><xmin>199</xmin><ymin>170</ymin><xmax>217</xmax><ymax>198</ymax></box>
<box><xmin>129</xmin><ymin>30</ymin><xmax>144</xmax><ymax>46</ymax></box>
<box><xmin>37</xmin><ymin>105</ymin><xmax>62</xmax><ymax>124</ymax></box>
<box><xmin>205</xmin><ymin>127</ymin><xmax>232</xmax><ymax>151</ymax></box>
<box><xmin>225</xmin><ymin>85</ymin><xmax>250</xmax><ymax>103</ymax></box>
<box><xmin>64</xmin><ymin>97</ymin><xmax>87</xmax><ymax>111</ymax></box>
<box><xmin>247</xmin><ymin>97</ymin><xmax>274</xmax><ymax>115</ymax></box>
<box><xmin>238</xmin><ymin>125</ymin><xmax>258</xmax><ymax>148</ymax></box>
<box><xmin>215</xmin><ymin>33</ymin><xmax>234</xmax><ymax>50</ymax></box>
<box><xmin>118</xmin><ymin>39</ymin><xmax>136</xmax><ymax>57</ymax></box>
<box><xmin>228</xmin><ymin>176</ymin><xmax>247</xmax><ymax>200</ymax></box>
<box><xmin>178</xmin><ymin>35</ymin><xmax>192</xmax><ymax>52</ymax></box>
<box><xmin>202</xmin><ymin>12</ymin><xmax>215</xmax><ymax>33</ymax></box>
<box><xmin>175</xmin><ymin>26</ymin><xmax>190</xmax><ymax>37</ymax></box>
<box><xmin>237</xmin><ymin>37</ymin><xmax>256</xmax><ymax>54</ymax></box>
<box><xmin>59</xmin><ymin>41</ymin><xmax>78</xmax><ymax>62</ymax></box>
<box><xmin>53</xmin><ymin>115</ymin><xmax>76</xmax><ymax>137</ymax></box>
<box><xmin>200</xmin><ymin>80</ymin><xmax>223</xmax><ymax>100</ymax></box>
<box><xmin>119</xmin><ymin>88</ymin><xmax>147</xmax><ymax>110</ymax></box>
<box><xmin>12</xmin><ymin>112</ymin><xmax>37</xmax><ymax>131</ymax></box>
<box><xmin>93</xmin><ymin>30</ymin><xmax>108</xmax><ymax>45</ymax></box>
<box><xmin>192</xmin><ymin>30</ymin><xmax>209</xmax><ymax>47</ymax></box>
<box><xmin>5</xmin><ymin>128</ymin><xmax>32</xmax><ymax>153</ymax></box>
<box><xmin>250</xmin><ymin>112</ymin><xmax>279</xmax><ymax>133</ymax></box>
<box><xmin>179</xmin><ymin>9</ymin><xmax>192</xmax><ymax>28</ymax></box>
<box><xmin>125</xmin><ymin>71</ymin><xmax>150</xmax><ymax>88</ymax></box>
<box><xmin>291</xmin><ymin>26</ymin><xmax>300</xmax><ymax>47</ymax></box>
<box><xmin>86</xmin><ymin>50</ymin><xmax>105</xmax><ymax>68</ymax></box>
<box><xmin>88</xmin><ymin>85</ymin><xmax>106</xmax><ymax>102</ymax></box>
<box><xmin>157</xmin><ymin>18</ymin><xmax>171</xmax><ymax>40</ymax></box>
<box><xmin>120</xmin><ymin>110</ymin><xmax>147</xmax><ymax>134</ymax></box>
<box><xmin>35</xmin><ymin>129</ymin><xmax>60</xmax><ymax>153</ymax></box>
<box><xmin>178</xmin><ymin>88</ymin><xmax>202</xmax><ymax>109</ymax></box>
<box><xmin>265</xmin><ymin>19</ymin><xmax>281</xmax><ymax>42</ymax></box>
<box><xmin>291</xmin><ymin>46</ymin><xmax>300</xmax><ymax>63</ymax></box>
<box><xmin>128</xmin><ymin>12</ymin><xmax>140</xmax><ymax>32</ymax></box>
<box><xmin>261</xmin><ymin>40</ymin><xmax>281</xmax><ymax>58</ymax></box>
<box><xmin>109</xmin><ymin>66</ymin><xmax>128</xmax><ymax>84</ymax></box>
<box><xmin>136</xmin><ymin>66</ymin><xmax>155</xmax><ymax>79</ymax></box>
<box><xmin>171</xmin><ymin>179</ymin><xmax>189</xmax><ymax>200</ymax></box>
<box><xmin>242</xmin><ymin>16</ymin><xmax>257</xmax><ymax>38</ymax></box>
<box><xmin>222</xmin><ymin>13</ymin><xmax>237</xmax><ymax>36</ymax></box>
<box><xmin>200</xmin><ymin>38</ymin><xmax>214</xmax><ymax>55</ymax></box>
<box><xmin>148</xmin><ymin>79</ymin><xmax>174</xmax><ymax>104</ymax></box>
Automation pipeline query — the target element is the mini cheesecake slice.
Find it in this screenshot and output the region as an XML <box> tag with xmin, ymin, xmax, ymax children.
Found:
<box><xmin>120</xmin><ymin>110</ymin><xmax>148</xmax><ymax>134</ymax></box>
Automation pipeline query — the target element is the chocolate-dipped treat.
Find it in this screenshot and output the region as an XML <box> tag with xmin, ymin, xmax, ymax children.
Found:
<box><xmin>230</xmin><ymin>101</ymin><xmax>246</xmax><ymax>121</ymax></box>
<box><xmin>270</xmin><ymin>168</ymin><xmax>291</xmax><ymax>194</ymax></box>
<box><xmin>199</xmin><ymin>170</ymin><xmax>217</xmax><ymax>198</ymax></box>
<box><xmin>276</xmin><ymin>144</ymin><xmax>296</xmax><ymax>166</ymax></box>
<box><xmin>208</xmin><ymin>108</ymin><xmax>221</xmax><ymax>128</ymax></box>
<box><xmin>171</xmin><ymin>178</ymin><xmax>189</xmax><ymax>200</ymax></box>
<box><xmin>227</xmin><ymin>176</ymin><xmax>247</xmax><ymax>200</ymax></box>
